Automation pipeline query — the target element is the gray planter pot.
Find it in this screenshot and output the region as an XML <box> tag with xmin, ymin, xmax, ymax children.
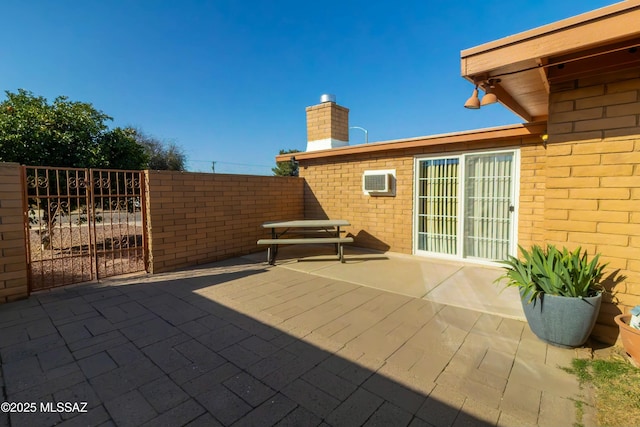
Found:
<box><xmin>521</xmin><ymin>292</ymin><xmax>602</xmax><ymax>348</ymax></box>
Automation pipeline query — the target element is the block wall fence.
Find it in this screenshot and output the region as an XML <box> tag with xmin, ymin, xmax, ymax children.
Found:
<box><xmin>145</xmin><ymin>171</ymin><xmax>304</xmax><ymax>273</ymax></box>
<box><xmin>0</xmin><ymin>163</ymin><xmax>28</xmax><ymax>303</ymax></box>
<box><xmin>0</xmin><ymin>166</ymin><xmax>304</xmax><ymax>302</ymax></box>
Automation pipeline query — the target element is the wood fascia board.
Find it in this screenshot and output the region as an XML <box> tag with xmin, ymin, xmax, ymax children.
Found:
<box><xmin>462</xmin><ymin>1</ymin><xmax>640</xmax><ymax>57</ymax></box>
<box><xmin>461</xmin><ymin>3</ymin><xmax>640</xmax><ymax>76</ymax></box>
<box><xmin>276</xmin><ymin>123</ymin><xmax>547</xmax><ymax>162</ymax></box>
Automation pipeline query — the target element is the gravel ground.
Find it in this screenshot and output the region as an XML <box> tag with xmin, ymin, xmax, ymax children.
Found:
<box><xmin>28</xmin><ymin>223</ymin><xmax>145</xmax><ymax>291</ymax></box>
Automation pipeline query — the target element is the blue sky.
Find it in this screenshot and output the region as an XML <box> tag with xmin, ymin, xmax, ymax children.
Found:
<box><xmin>2</xmin><ymin>1</ymin><xmax>615</xmax><ymax>174</ymax></box>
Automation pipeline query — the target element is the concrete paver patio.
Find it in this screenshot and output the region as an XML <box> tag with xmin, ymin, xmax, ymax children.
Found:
<box><xmin>0</xmin><ymin>251</ymin><xmax>595</xmax><ymax>426</ymax></box>
<box><xmin>260</xmin><ymin>246</ymin><xmax>525</xmax><ymax>321</ymax></box>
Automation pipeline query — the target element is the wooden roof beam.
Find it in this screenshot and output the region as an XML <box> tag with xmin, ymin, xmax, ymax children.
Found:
<box><xmin>487</xmin><ymin>84</ymin><xmax>534</xmax><ymax>122</ymax></box>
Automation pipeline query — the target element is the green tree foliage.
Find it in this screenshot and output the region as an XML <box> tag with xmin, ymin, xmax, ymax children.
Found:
<box><xmin>0</xmin><ymin>89</ymin><xmax>148</xmax><ymax>169</ymax></box>
<box><xmin>272</xmin><ymin>149</ymin><xmax>300</xmax><ymax>176</ymax></box>
<box><xmin>132</xmin><ymin>129</ymin><xmax>187</xmax><ymax>171</ymax></box>
<box><xmin>94</xmin><ymin>127</ymin><xmax>148</xmax><ymax>170</ymax></box>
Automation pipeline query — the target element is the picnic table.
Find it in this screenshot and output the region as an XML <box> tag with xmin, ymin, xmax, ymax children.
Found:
<box><xmin>257</xmin><ymin>219</ymin><xmax>353</xmax><ymax>265</ymax></box>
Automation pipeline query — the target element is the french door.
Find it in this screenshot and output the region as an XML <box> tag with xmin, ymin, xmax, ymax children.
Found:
<box><xmin>414</xmin><ymin>150</ymin><xmax>517</xmax><ymax>262</ymax></box>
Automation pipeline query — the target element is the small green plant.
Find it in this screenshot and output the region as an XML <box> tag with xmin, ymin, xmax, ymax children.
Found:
<box><xmin>495</xmin><ymin>244</ymin><xmax>607</xmax><ymax>302</ymax></box>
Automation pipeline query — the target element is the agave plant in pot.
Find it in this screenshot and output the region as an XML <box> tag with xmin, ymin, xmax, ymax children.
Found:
<box><xmin>496</xmin><ymin>244</ymin><xmax>607</xmax><ymax>348</ymax></box>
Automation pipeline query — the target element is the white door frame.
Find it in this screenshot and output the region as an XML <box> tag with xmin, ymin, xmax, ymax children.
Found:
<box><xmin>412</xmin><ymin>148</ymin><xmax>520</xmax><ymax>266</ymax></box>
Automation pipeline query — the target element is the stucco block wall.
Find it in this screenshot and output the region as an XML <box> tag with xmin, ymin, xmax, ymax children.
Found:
<box><xmin>0</xmin><ymin>162</ymin><xmax>29</xmax><ymax>302</ymax></box>
<box><xmin>145</xmin><ymin>171</ymin><xmax>304</xmax><ymax>273</ymax></box>
<box><xmin>300</xmin><ymin>138</ymin><xmax>544</xmax><ymax>254</ymax></box>
<box><xmin>547</xmin><ymin>68</ymin><xmax>640</xmax><ymax>343</ymax></box>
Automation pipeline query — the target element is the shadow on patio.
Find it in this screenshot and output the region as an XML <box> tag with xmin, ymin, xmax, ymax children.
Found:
<box><xmin>0</xmin><ymin>252</ymin><xmax>591</xmax><ymax>426</ymax></box>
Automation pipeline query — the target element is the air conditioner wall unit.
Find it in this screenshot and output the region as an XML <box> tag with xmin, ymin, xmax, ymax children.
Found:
<box><xmin>363</xmin><ymin>173</ymin><xmax>389</xmax><ymax>192</ymax></box>
<box><xmin>363</xmin><ymin>169</ymin><xmax>395</xmax><ymax>196</ymax></box>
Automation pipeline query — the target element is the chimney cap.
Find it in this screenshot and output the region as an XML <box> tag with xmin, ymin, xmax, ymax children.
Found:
<box><xmin>320</xmin><ymin>94</ymin><xmax>336</xmax><ymax>103</ymax></box>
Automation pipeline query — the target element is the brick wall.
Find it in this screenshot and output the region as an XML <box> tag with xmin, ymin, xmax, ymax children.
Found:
<box><xmin>0</xmin><ymin>162</ymin><xmax>29</xmax><ymax>302</ymax></box>
<box><xmin>306</xmin><ymin>102</ymin><xmax>349</xmax><ymax>142</ymax></box>
<box><xmin>145</xmin><ymin>171</ymin><xmax>304</xmax><ymax>273</ymax></box>
<box><xmin>518</xmin><ymin>144</ymin><xmax>547</xmax><ymax>250</ymax></box>
<box><xmin>546</xmin><ymin>68</ymin><xmax>640</xmax><ymax>343</ymax></box>
<box><xmin>300</xmin><ymin>137</ymin><xmax>544</xmax><ymax>254</ymax></box>
<box><xmin>303</xmin><ymin>154</ymin><xmax>414</xmax><ymax>252</ymax></box>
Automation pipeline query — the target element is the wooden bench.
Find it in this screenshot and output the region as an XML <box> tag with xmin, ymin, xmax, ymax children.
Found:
<box><xmin>257</xmin><ymin>237</ymin><xmax>354</xmax><ymax>264</ymax></box>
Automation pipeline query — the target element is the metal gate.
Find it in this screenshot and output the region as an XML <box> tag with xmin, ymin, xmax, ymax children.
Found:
<box><xmin>23</xmin><ymin>166</ymin><xmax>148</xmax><ymax>291</ymax></box>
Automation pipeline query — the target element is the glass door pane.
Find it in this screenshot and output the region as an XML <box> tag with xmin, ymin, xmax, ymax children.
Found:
<box><xmin>416</xmin><ymin>158</ymin><xmax>459</xmax><ymax>255</ymax></box>
<box><xmin>463</xmin><ymin>152</ymin><xmax>514</xmax><ymax>260</ymax></box>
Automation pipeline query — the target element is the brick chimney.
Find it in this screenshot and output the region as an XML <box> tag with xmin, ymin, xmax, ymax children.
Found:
<box><xmin>305</xmin><ymin>94</ymin><xmax>349</xmax><ymax>151</ymax></box>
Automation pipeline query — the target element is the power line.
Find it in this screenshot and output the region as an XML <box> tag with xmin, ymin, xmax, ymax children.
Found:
<box><xmin>189</xmin><ymin>159</ymin><xmax>272</xmax><ymax>168</ymax></box>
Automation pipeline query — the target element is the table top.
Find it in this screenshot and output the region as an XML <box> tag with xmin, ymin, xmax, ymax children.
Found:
<box><xmin>262</xmin><ymin>219</ymin><xmax>350</xmax><ymax>228</ymax></box>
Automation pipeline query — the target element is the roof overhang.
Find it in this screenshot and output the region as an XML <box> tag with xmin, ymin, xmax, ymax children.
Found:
<box><xmin>276</xmin><ymin>122</ymin><xmax>546</xmax><ymax>162</ymax></box>
<box><xmin>461</xmin><ymin>0</ymin><xmax>640</xmax><ymax>122</ymax></box>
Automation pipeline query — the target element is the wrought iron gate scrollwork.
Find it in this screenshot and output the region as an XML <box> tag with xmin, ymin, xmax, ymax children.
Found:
<box><xmin>23</xmin><ymin>166</ymin><xmax>148</xmax><ymax>291</ymax></box>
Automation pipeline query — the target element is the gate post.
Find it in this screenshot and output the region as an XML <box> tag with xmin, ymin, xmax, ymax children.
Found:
<box><xmin>0</xmin><ymin>162</ymin><xmax>29</xmax><ymax>302</ymax></box>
